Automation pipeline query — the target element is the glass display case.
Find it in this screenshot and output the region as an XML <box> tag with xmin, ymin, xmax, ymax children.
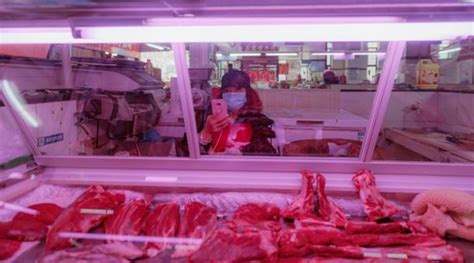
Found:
<box><xmin>0</xmin><ymin>0</ymin><xmax>473</xmax><ymax>262</ymax></box>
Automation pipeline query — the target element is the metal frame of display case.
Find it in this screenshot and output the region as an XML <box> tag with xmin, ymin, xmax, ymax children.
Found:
<box><xmin>1</xmin><ymin>17</ymin><xmax>473</xmax><ymax>194</ymax></box>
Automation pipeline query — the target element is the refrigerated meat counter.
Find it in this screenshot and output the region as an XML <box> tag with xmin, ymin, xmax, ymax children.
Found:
<box><xmin>0</xmin><ymin>166</ymin><xmax>473</xmax><ymax>262</ymax></box>
<box><xmin>1</xmin><ymin>1</ymin><xmax>474</xmax><ymax>262</ymax></box>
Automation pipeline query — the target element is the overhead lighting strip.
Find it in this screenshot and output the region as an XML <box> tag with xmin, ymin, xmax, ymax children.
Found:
<box><xmin>1</xmin><ymin>20</ymin><xmax>472</xmax><ymax>44</ymax></box>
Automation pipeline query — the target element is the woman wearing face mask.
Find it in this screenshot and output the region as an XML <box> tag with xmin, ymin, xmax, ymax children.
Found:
<box><xmin>199</xmin><ymin>70</ymin><xmax>277</xmax><ymax>155</ymax></box>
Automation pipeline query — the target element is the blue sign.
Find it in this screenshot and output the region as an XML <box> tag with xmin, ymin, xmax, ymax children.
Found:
<box><xmin>38</xmin><ymin>133</ymin><xmax>64</xmax><ymax>147</ymax></box>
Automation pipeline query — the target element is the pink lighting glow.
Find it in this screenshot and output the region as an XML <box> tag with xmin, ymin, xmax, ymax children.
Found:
<box><xmin>0</xmin><ymin>20</ymin><xmax>472</xmax><ymax>44</ymax></box>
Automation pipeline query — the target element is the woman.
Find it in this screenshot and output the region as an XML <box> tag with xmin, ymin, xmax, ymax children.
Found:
<box><xmin>199</xmin><ymin>70</ymin><xmax>277</xmax><ymax>155</ymax></box>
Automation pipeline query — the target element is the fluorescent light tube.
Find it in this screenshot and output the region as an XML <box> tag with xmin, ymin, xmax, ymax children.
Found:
<box><xmin>146</xmin><ymin>43</ymin><xmax>166</xmax><ymax>50</ymax></box>
<box><xmin>352</xmin><ymin>52</ymin><xmax>386</xmax><ymax>55</ymax></box>
<box><xmin>78</xmin><ymin>22</ymin><xmax>473</xmax><ymax>42</ymax></box>
<box><xmin>438</xmin><ymin>47</ymin><xmax>461</xmax><ymax>54</ymax></box>
<box><xmin>266</xmin><ymin>52</ymin><xmax>298</xmax><ymax>56</ymax></box>
<box><xmin>229</xmin><ymin>53</ymin><xmax>261</xmax><ymax>57</ymax></box>
<box><xmin>312</xmin><ymin>52</ymin><xmax>345</xmax><ymax>56</ymax></box>
<box><xmin>1</xmin><ymin>21</ymin><xmax>473</xmax><ymax>44</ymax></box>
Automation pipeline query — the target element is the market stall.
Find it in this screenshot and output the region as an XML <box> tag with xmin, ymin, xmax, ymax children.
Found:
<box><xmin>0</xmin><ymin>0</ymin><xmax>473</xmax><ymax>262</ymax></box>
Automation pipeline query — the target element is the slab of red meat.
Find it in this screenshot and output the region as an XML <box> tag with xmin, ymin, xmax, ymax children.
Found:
<box><xmin>7</xmin><ymin>217</ymin><xmax>48</xmax><ymax>241</ymax></box>
<box><xmin>315</xmin><ymin>174</ymin><xmax>348</xmax><ymax>228</ymax></box>
<box><xmin>45</xmin><ymin>185</ymin><xmax>125</xmax><ymax>250</ymax></box>
<box><xmin>346</xmin><ymin>221</ymin><xmax>410</xmax><ymax>234</ymax></box>
<box><xmin>363</xmin><ymin>245</ymin><xmax>464</xmax><ymax>263</ymax></box>
<box><xmin>143</xmin><ymin>202</ymin><xmax>180</xmax><ymax>257</ymax></box>
<box><xmin>179</xmin><ymin>201</ymin><xmax>217</xmax><ymax>239</ymax></box>
<box><xmin>282</xmin><ymin>170</ymin><xmax>315</xmax><ymax>220</ymax></box>
<box><xmin>293</xmin><ymin>213</ymin><xmax>336</xmax><ymax>229</ymax></box>
<box><xmin>225</xmin><ymin>218</ymin><xmax>282</xmax><ymax>241</ymax></box>
<box><xmin>1</xmin><ymin>203</ymin><xmax>63</xmax><ymax>242</ymax></box>
<box><xmin>104</xmin><ymin>199</ymin><xmax>148</xmax><ymax>241</ymax></box>
<box><xmin>0</xmin><ymin>239</ymin><xmax>21</xmax><ymax>260</ymax></box>
<box><xmin>39</xmin><ymin>243</ymin><xmax>144</xmax><ymax>263</ymax></box>
<box><xmin>278</xmin><ymin>226</ymin><xmax>445</xmax><ymax>250</ymax></box>
<box><xmin>280</xmin><ymin>243</ymin><xmax>463</xmax><ymax>263</ymax></box>
<box><xmin>189</xmin><ymin>228</ymin><xmax>278</xmax><ymax>262</ymax></box>
<box><xmin>13</xmin><ymin>203</ymin><xmax>63</xmax><ymax>225</ymax></box>
<box><xmin>234</xmin><ymin>202</ymin><xmax>281</xmax><ymax>222</ymax></box>
<box><xmin>352</xmin><ymin>169</ymin><xmax>398</xmax><ymax>221</ymax></box>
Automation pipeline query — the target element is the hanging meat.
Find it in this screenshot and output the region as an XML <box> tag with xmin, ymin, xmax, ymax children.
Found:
<box><xmin>45</xmin><ymin>185</ymin><xmax>125</xmax><ymax>250</ymax></box>
<box><xmin>352</xmin><ymin>169</ymin><xmax>399</xmax><ymax>221</ymax></box>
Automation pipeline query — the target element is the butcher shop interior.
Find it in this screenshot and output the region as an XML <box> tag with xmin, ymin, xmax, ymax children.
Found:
<box><xmin>0</xmin><ymin>0</ymin><xmax>473</xmax><ymax>262</ymax></box>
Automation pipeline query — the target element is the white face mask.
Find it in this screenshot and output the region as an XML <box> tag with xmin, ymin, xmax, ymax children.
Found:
<box><xmin>223</xmin><ymin>92</ymin><xmax>247</xmax><ymax>111</ymax></box>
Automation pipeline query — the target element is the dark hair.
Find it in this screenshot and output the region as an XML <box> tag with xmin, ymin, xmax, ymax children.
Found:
<box><xmin>221</xmin><ymin>70</ymin><xmax>251</xmax><ymax>90</ymax></box>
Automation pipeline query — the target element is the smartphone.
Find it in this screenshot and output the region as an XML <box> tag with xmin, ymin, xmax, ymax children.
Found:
<box><xmin>211</xmin><ymin>99</ymin><xmax>228</xmax><ymax>117</ymax></box>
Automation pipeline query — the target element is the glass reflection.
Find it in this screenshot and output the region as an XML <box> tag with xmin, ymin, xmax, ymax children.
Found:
<box><xmin>0</xmin><ymin>43</ymin><xmax>188</xmax><ymax>157</ymax></box>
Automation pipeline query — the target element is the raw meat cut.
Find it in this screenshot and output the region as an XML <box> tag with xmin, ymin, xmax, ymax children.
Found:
<box><xmin>413</xmin><ymin>203</ymin><xmax>458</xmax><ymax>237</ymax></box>
<box><xmin>345</xmin><ymin>221</ymin><xmax>410</xmax><ymax>234</ymax></box>
<box><xmin>39</xmin><ymin>243</ymin><xmax>144</xmax><ymax>263</ymax></box>
<box><xmin>13</xmin><ymin>203</ymin><xmax>63</xmax><ymax>225</ymax></box>
<box><xmin>413</xmin><ymin>203</ymin><xmax>474</xmax><ymax>241</ymax></box>
<box><xmin>282</xmin><ymin>170</ymin><xmax>315</xmax><ymax>220</ymax></box>
<box><xmin>174</xmin><ymin>202</ymin><xmax>217</xmax><ymax>258</ymax></box>
<box><xmin>278</xmin><ymin>226</ymin><xmax>445</xmax><ymax>249</ymax></box>
<box><xmin>0</xmin><ymin>239</ymin><xmax>21</xmax><ymax>260</ymax></box>
<box><xmin>225</xmin><ymin>218</ymin><xmax>282</xmax><ymax>240</ymax></box>
<box><xmin>352</xmin><ymin>169</ymin><xmax>398</xmax><ymax>221</ymax></box>
<box><xmin>228</xmin><ymin>202</ymin><xmax>282</xmax><ymax>238</ymax></box>
<box><xmin>315</xmin><ymin>174</ymin><xmax>348</xmax><ymax>228</ymax></box>
<box><xmin>179</xmin><ymin>201</ymin><xmax>217</xmax><ymax>239</ymax></box>
<box><xmin>189</xmin><ymin>228</ymin><xmax>278</xmax><ymax>262</ymax></box>
<box><xmin>293</xmin><ymin>213</ymin><xmax>336</xmax><ymax>229</ymax></box>
<box><xmin>7</xmin><ymin>217</ymin><xmax>48</xmax><ymax>241</ymax></box>
<box><xmin>1</xmin><ymin>203</ymin><xmax>63</xmax><ymax>241</ymax></box>
<box><xmin>362</xmin><ymin>245</ymin><xmax>464</xmax><ymax>263</ymax></box>
<box><xmin>411</xmin><ymin>189</ymin><xmax>474</xmax><ymax>216</ymax></box>
<box><xmin>45</xmin><ymin>185</ymin><xmax>125</xmax><ymax>250</ymax></box>
<box><xmin>104</xmin><ymin>199</ymin><xmax>148</xmax><ymax>240</ymax></box>
<box><xmin>143</xmin><ymin>202</ymin><xmax>180</xmax><ymax>257</ymax></box>
<box><xmin>305</xmin><ymin>245</ymin><xmax>364</xmax><ymax>259</ymax></box>
<box><xmin>280</xmin><ymin>243</ymin><xmax>463</xmax><ymax>263</ymax></box>
<box><xmin>234</xmin><ymin>202</ymin><xmax>281</xmax><ymax>222</ymax></box>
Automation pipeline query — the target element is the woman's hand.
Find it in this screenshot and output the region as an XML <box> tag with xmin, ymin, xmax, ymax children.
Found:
<box><xmin>204</xmin><ymin>114</ymin><xmax>230</xmax><ymax>133</ymax></box>
<box><xmin>200</xmin><ymin>114</ymin><xmax>230</xmax><ymax>144</ymax></box>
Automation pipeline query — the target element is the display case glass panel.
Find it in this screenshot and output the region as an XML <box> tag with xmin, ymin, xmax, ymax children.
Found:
<box><xmin>373</xmin><ymin>37</ymin><xmax>474</xmax><ymax>163</ymax></box>
<box><xmin>188</xmin><ymin>42</ymin><xmax>387</xmax><ymax>158</ymax></box>
<box><xmin>0</xmin><ymin>43</ymin><xmax>190</xmax><ymax>157</ymax></box>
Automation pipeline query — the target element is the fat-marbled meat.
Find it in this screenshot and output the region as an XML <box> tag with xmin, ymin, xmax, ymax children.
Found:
<box><xmin>45</xmin><ymin>185</ymin><xmax>125</xmax><ymax>250</ymax></box>
<box><xmin>352</xmin><ymin>169</ymin><xmax>398</xmax><ymax>221</ymax></box>
<box><xmin>104</xmin><ymin>199</ymin><xmax>148</xmax><ymax>241</ymax></box>
<box><xmin>143</xmin><ymin>202</ymin><xmax>180</xmax><ymax>257</ymax></box>
<box><xmin>189</xmin><ymin>228</ymin><xmax>278</xmax><ymax>262</ymax></box>
<box><xmin>179</xmin><ymin>201</ymin><xmax>217</xmax><ymax>239</ymax></box>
